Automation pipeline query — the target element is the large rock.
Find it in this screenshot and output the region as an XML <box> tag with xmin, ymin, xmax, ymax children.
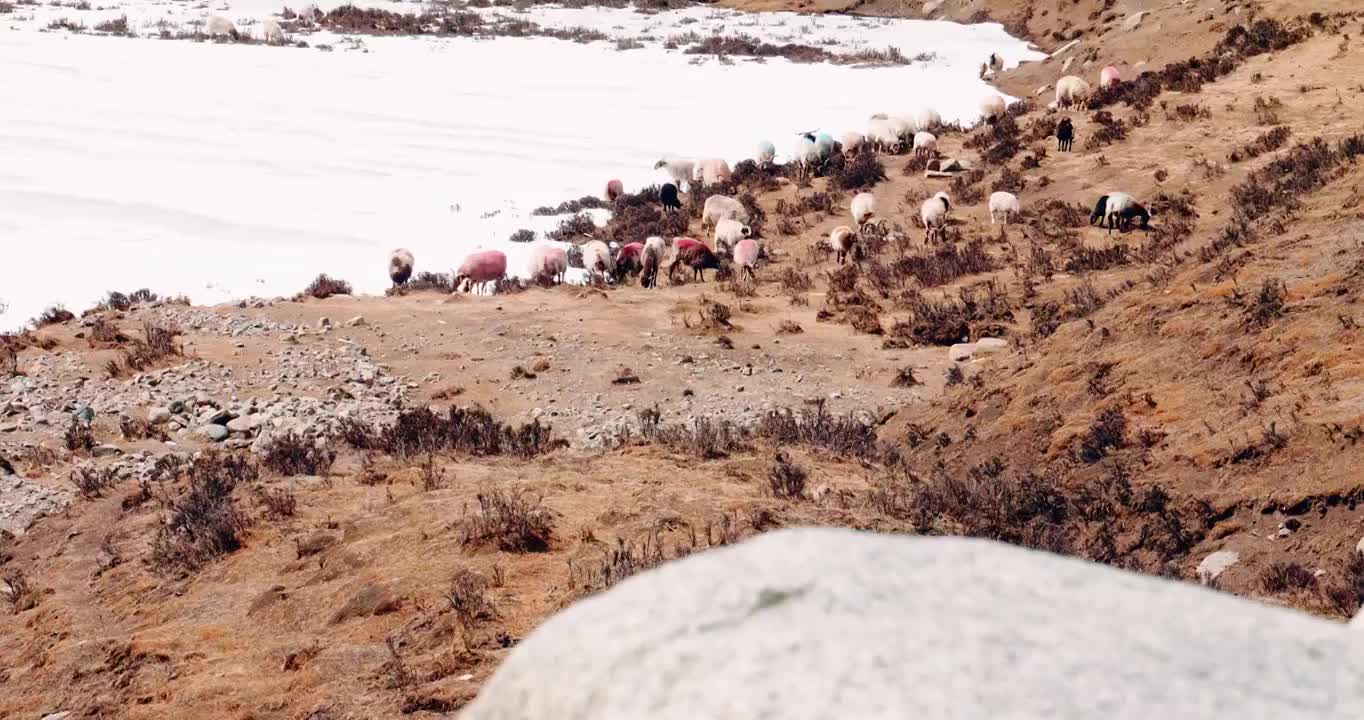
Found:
<box><xmin>1195</xmin><ymin>549</ymin><xmax>1239</xmax><ymax>584</ymax></box>
<box><xmin>465</xmin><ymin>529</ymin><xmax>1364</xmax><ymax>719</ymax></box>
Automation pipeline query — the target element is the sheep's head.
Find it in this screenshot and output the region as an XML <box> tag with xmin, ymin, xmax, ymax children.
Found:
<box><xmin>653</xmin><ymin>159</ymin><xmax>667</xmax><ymax>170</ymax></box>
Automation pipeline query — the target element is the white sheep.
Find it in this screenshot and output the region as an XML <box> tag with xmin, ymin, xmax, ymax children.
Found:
<box><xmin>261</xmin><ymin>18</ymin><xmax>286</xmax><ymax>44</ymax></box>
<box><xmin>582</xmin><ymin>240</ymin><xmax>615</xmax><ymax>282</ymax></box>
<box><xmin>713</xmin><ymin>218</ymin><xmax>751</xmax><ymax>255</ymax></box>
<box><xmin>913</xmin><ymin>131</ymin><xmax>937</xmax><ymax>158</ymax></box>
<box><xmin>980</xmin><ymin>95</ymin><xmax>1007</xmax><ymax>124</ymax></box>
<box><xmin>829</xmin><ymin>226</ymin><xmax>857</xmax><ymax>265</ymax></box>
<box><xmin>1055</xmin><ymin>75</ymin><xmax>1092</xmax><ymax>109</ymax></box>
<box><xmin>298</xmin><ymin>3</ymin><xmax>320</xmax><ymax>22</ymax></box>
<box><xmin>388</xmin><ymin>248</ymin><xmax>414</xmax><ymax>285</ymax></box>
<box><xmin>979</xmin><ymin>52</ymin><xmax>1003</xmax><ymax>79</ymax></box>
<box><xmin>989</xmin><ymin>191</ymin><xmax>1021</xmax><ymax>225</ymax></box>
<box><xmin>1092</xmin><ymin>192</ymin><xmax>1150</xmax><ymax>233</ymax></box>
<box><xmin>867</xmin><ymin>115</ymin><xmax>903</xmax><ymax>153</ymax></box>
<box><xmin>640</xmin><ymin>236</ymin><xmax>667</xmax><ymax>288</ymax></box>
<box><xmin>1100</xmin><ymin>66</ymin><xmax>1121</xmax><ymax>89</ymax></box>
<box><xmin>654</xmin><ymin>157</ymin><xmax>696</xmax><ymax>188</ymax></box>
<box><xmin>791</xmin><ymin>135</ymin><xmax>820</xmax><ymax>178</ymax></box>
<box><xmin>909</xmin><ymin>107</ymin><xmax>942</xmax><ymax>133</ymax></box>
<box><xmin>702</xmin><ymin>195</ymin><xmax>749</xmax><ymax>228</ymax></box>
<box><xmin>841</xmin><ymin>131</ymin><xmax>865</xmax><ymax>158</ymax></box>
<box><xmin>921</xmin><ymin>192</ymin><xmax>951</xmax><ymax>242</ymax></box>
<box><xmin>694</xmin><ymin>158</ymin><xmax>732</xmax><ymax>187</ymax></box>
<box><xmin>204</xmin><ymin>15</ymin><xmax>239</xmax><ymax>39</ymax></box>
<box><xmin>850</xmin><ymin>192</ymin><xmax>876</xmax><ymax>226</ymax></box>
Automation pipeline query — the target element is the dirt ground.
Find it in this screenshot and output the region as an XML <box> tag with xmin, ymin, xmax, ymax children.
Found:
<box><xmin>6</xmin><ymin>0</ymin><xmax>1364</xmax><ymax>718</ymax></box>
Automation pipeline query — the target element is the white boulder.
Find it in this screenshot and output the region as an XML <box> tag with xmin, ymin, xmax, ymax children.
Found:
<box><xmin>465</xmin><ymin>528</ymin><xmax>1364</xmax><ymax>718</ymax></box>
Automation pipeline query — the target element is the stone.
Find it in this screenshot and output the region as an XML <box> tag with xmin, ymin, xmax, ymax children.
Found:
<box><xmin>1356</xmin><ymin>536</ymin><xmax>1364</xmax><ymax>555</ymax></box>
<box><xmin>1195</xmin><ymin>550</ymin><xmax>1239</xmax><ymax>585</ymax></box>
<box><xmin>948</xmin><ymin>343</ymin><xmax>975</xmax><ymax>362</ymax></box>
<box><xmin>41</xmin><ymin>713</ymin><xmax>72</xmax><ymax>720</ymax></box>
<box><xmin>92</xmin><ymin>445</ymin><xmax>123</xmax><ymax>458</ymax></box>
<box><xmin>330</xmin><ymin>583</ymin><xmax>403</xmax><ymax>625</ymax></box>
<box><xmin>346</xmin><ymin>315</ymin><xmax>366</xmax><ymax>327</ymax></box>
<box><xmin>227</xmin><ymin>414</ymin><xmax>262</xmax><ymax>434</ymax></box>
<box><xmin>318</xmin><ymin>317</ymin><xmax>332</xmax><ymax>330</ymax></box>
<box><xmin>1122</xmin><ymin>11</ymin><xmax>1147</xmax><ymax>32</ymax></box>
<box><xmin>197</xmin><ymin>425</ymin><xmax>229</xmax><ymax>443</ymax></box>
<box><xmin>465</xmin><ymin>529</ymin><xmax>1364</xmax><ymax>718</ymax></box>
<box><xmin>974</xmin><ymin>338</ymin><xmax>1009</xmax><ymax>355</ymax></box>
<box><xmin>148</xmin><ymin>407</ymin><xmax>172</xmax><ymax>424</ymax></box>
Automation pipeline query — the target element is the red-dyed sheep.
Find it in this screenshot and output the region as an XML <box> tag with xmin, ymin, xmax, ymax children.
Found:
<box><xmin>605</xmin><ymin>179</ymin><xmax>624</xmax><ymax>202</ymax></box>
<box><xmin>732</xmin><ymin>238</ymin><xmax>760</xmax><ymax>281</ymax></box>
<box><xmin>455</xmin><ymin>249</ymin><xmax>507</xmax><ymax>294</ymax></box>
<box><xmin>614</xmin><ymin>241</ymin><xmax>644</xmax><ymax>282</ymax></box>
<box><xmin>527</xmin><ymin>244</ymin><xmax>567</xmax><ymax>285</ymax></box>
<box><xmin>388</xmin><ymin>248</ymin><xmax>414</xmax><ymax>286</ymax></box>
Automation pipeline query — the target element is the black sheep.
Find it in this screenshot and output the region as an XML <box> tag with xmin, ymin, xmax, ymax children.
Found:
<box><xmin>1056</xmin><ymin>118</ymin><xmax>1074</xmax><ymax>152</ymax></box>
<box><xmin>660</xmin><ymin>182</ymin><xmax>682</xmax><ymax>212</ymax></box>
<box><xmin>1089</xmin><ymin>195</ymin><xmax>1109</xmax><ymax>226</ymax></box>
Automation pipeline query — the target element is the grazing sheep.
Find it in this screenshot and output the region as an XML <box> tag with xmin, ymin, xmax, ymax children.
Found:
<box><xmin>921</xmin><ymin>192</ymin><xmax>951</xmax><ymax>242</ymax></box>
<box><xmin>654</xmin><ymin>157</ymin><xmax>696</xmax><ymax>188</ymax></box>
<box><xmin>388</xmin><ymin>248</ymin><xmax>414</xmax><ymax>286</ymax></box>
<box><xmin>980</xmin><ymin>94</ymin><xmax>1007</xmax><ymax>124</ymax></box>
<box><xmin>814</xmin><ymin>132</ymin><xmax>837</xmax><ymax>159</ymax></box>
<box><xmin>605</xmin><ymin>179</ymin><xmax>624</xmax><ymax>202</ymax></box>
<box><xmin>867</xmin><ymin>116</ymin><xmax>903</xmax><ymax>154</ymax></box>
<box><xmin>989</xmin><ymin>191</ymin><xmax>1021</xmax><ymax>225</ymax></box>
<box><xmin>454</xmin><ymin>250</ymin><xmax>507</xmax><ymax>294</ymax></box>
<box><xmin>298</xmin><ymin>3</ymin><xmax>320</xmax><ymax>22</ymax></box>
<box><xmin>792</xmin><ymin>135</ymin><xmax>820</xmax><ymax>177</ymax></box>
<box><xmin>528</xmin><ymin>244</ymin><xmax>568</xmax><ymax>285</ymax></box>
<box><xmin>733</xmin><ymin>239</ymin><xmax>761</xmax><ymax>281</ymax></box>
<box><xmin>614</xmin><ymin>242</ymin><xmax>644</xmax><ymax>282</ymax></box>
<box><xmin>261</xmin><ymin>18</ymin><xmax>286</xmax><ymax>44</ymax></box>
<box><xmin>659</xmin><ymin>182</ymin><xmax>682</xmax><ymax>212</ymax></box>
<box><xmin>909</xmin><ymin>107</ymin><xmax>942</xmax><ymax>133</ymax></box>
<box><xmin>1100</xmin><ymin>65</ymin><xmax>1122</xmax><ymax>89</ymax></box>
<box><xmin>1056</xmin><ymin>117</ymin><xmax>1074</xmax><ymax>152</ymax></box>
<box><xmin>640</xmin><ymin>236</ymin><xmax>666</xmax><ymax>289</ymax></box>
<box><xmin>582</xmin><ymin>240</ymin><xmax>615</xmax><ymax>282</ymax></box>
<box><xmin>1055</xmin><ymin>75</ymin><xmax>1092</xmax><ymax>109</ymax></box>
<box><xmin>692</xmin><ymin>158</ymin><xmax>732</xmax><ymax>187</ymax></box>
<box><xmin>667</xmin><ymin>238</ymin><xmax>720</xmax><ymax>282</ymax></box>
<box><xmin>979</xmin><ymin>52</ymin><xmax>1003</xmax><ymax>79</ymax></box>
<box><xmin>205</xmin><ymin>15</ymin><xmax>239</xmax><ymax>39</ymax></box>
<box><xmin>713</xmin><ymin>218</ymin><xmax>751</xmax><ymax>255</ymax></box>
<box><xmin>841</xmin><ymin>132</ymin><xmax>865</xmax><ymax>158</ymax></box>
<box><xmin>913</xmin><ymin>131</ymin><xmax>937</xmax><ymax>158</ymax></box>
<box><xmin>702</xmin><ymin>195</ymin><xmax>749</xmax><ymax>228</ymax></box>
<box><xmin>756</xmin><ymin>141</ymin><xmax>777</xmax><ymax>164</ymax></box>
<box><xmin>850</xmin><ymin>192</ymin><xmax>876</xmax><ymax>227</ymax></box>
<box><xmin>829</xmin><ymin>225</ymin><xmax>857</xmax><ymax>265</ymax></box>
<box><xmin>1093</xmin><ymin>192</ymin><xmax>1150</xmax><ymax>233</ymax></box>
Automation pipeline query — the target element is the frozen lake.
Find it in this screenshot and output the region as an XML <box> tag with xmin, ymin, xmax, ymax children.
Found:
<box><xmin>0</xmin><ymin>2</ymin><xmax>1041</xmax><ymax>326</ymax></box>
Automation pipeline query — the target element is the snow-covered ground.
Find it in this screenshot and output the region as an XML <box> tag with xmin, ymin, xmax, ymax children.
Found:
<box><xmin>0</xmin><ymin>1</ymin><xmax>1041</xmax><ymax>327</ymax></box>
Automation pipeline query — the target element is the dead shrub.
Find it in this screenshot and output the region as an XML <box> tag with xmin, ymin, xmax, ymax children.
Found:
<box><xmin>1229</xmin><ymin>126</ymin><xmax>1291</xmax><ymax>162</ymax></box>
<box><xmin>261</xmin><ymin>432</ymin><xmax>336</xmax><ymax>476</ymax></box>
<box><xmin>93</xmin><ymin>14</ymin><xmax>129</xmax><ymax>33</ymax></box>
<box><xmin>641</xmin><ymin>415</ymin><xmax>750</xmax><ymax>460</ymax></box>
<box><xmin>776</xmin><ymin>320</ymin><xmax>803</xmax><ymax>335</ymax></box>
<box><xmin>337</xmin><ymin>405</ymin><xmax>564</xmax><ymax>460</ymax></box>
<box><xmin>847</xmin><ymin>307</ymin><xmax>883</xmax><ymax>335</ymax></box>
<box><xmin>32</xmin><ymin>305</ymin><xmax>74</xmax><ymax>328</ymax></box>
<box><xmin>757</xmin><ymin>401</ymin><xmax>879</xmax><ymax>461</ymax></box>
<box><xmin>768</xmin><ymin>451</ymin><xmax>808</xmax><ymax>500</ymax></box>
<box><xmin>1077</xmin><ymin>407</ymin><xmax>1126</xmax><ymax>463</ymax></box>
<box><xmin>1242</xmin><ymin>278</ymin><xmax>1287</xmax><ymax>328</ymax></box>
<box><xmin>2</xmin><ymin>568</ymin><xmax>39</xmax><ymax>613</ymax></box>
<box><xmin>612</xmin><ymin>366</ymin><xmax>641</xmax><ymax>385</ymax></box>
<box><xmin>388</xmin><ymin>272</ymin><xmax>454</xmax><ymax>295</ymax></box>
<box><xmin>64</xmin><ymin>420</ymin><xmax>95</xmax><ymax>453</ymax></box>
<box><xmin>301</xmin><ymin>274</ymin><xmax>352</xmax><ymax>299</ymax></box>
<box><xmin>256</xmin><ymin>487</ymin><xmax>297</xmax><ymax>519</ymax></box>
<box><xmin>831</xmin><ymin>153</ymin><xmax>887</xmax><ymax>190</ymax></box>
<box><xmin>891</xmin><ymin>366</ymin><xmax>921</xmax><ymax>387</ymax></box>
<box><xmin>147</xmin><ymin>452</ymin><xmax>255</xmax><ymax>576</ymax></box>
<box><xmin>460</xmin><ymin>487</ymin><xmax>554</xmax><ymax>553</ymax></box>
<box><xmin>447</xmin><ymin>569</ymin><xmax>498</xmax><ymax>648</ymax></box>
<box><xmin>70</xmin><ymin>465</ymin><xmax>121</xmax><ymax>498</ymax></box>
<box><xmin>1261</xmin><ymin>561</ymin><xmax>1318</xmax><ymax>593</ymax></box>
<box><xmin>108</xmin><ymin>321</ymin><xmax>182</xmax><ymax>376</ymax></box>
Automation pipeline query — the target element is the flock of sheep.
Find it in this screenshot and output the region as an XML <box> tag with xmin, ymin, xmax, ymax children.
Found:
<box><xmin>381</xmin><ymin>59</ymin><xmax>1151</xmax><ymax>295</ymax></box>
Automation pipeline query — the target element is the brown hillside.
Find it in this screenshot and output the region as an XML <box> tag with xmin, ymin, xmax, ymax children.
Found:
<box><xmin>5</xmin><ymin>1</ymin><xmax>1364</xmax><ymax>718</ymax></box>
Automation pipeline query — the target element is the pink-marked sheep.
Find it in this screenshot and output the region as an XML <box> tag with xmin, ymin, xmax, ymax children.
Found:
<box><xmin>1100</xmin><ymin>66</ymin><xmax>1121</xmax><ymax>89</ymax></box>
<box><xmin>654</xmin><ymin>157</ymin><xmax>695</xmax><ymax>188</ymax></box>
<box><xmin>829</xmin><ymin>226</ymin><xmax>857</xmax><ymax>265</ymax></box>
<box><xmin>388</xmin><ymin>248</ymin><xmax>414</xmax><ymax>286</ymax></box>
<box><xmin>702</xmin><ymin>195</ymin><xmax>748</xmax><ymax>228</ymax></box>
<box><xmin>841</xmin><ymin>132</ymin><xmax>866</xmax><ymax>158</ymax></box>
<box><xmin>605</xmin><ymin>179</ymin><xmax>624</xmax><ymax>202</ymax></box>
<box><xmin>205</xmin><ymin>15</ymin><xmax>239</xmax><ymax>39</ymax></box>
<box><xmin>640</xmin><ymin>236</ymin><xmax>666</xmax><ymax>288</ymax></box>
<box><xmin>582</xmin><ymin>240</ymin><xmax>615</xmax><ymax>282</ymax></box>
<box><xmin>980</xmin><ymin>95</ymin><xmax>1007</xmax><ymax>124</ymax></box>
<box><xmin>528</xmin><ymin>244</ymin><xmax>567</xmax><ymax>285</ymax></box>
<box><xmin>668</xmin><ymin>239</ymin><xmax>721</xmax><ymax>282</ymax></box>
<box><xmin>989</xmin><ymin>191</ymin><xmax>1021</xmax><ymax>225</ymax></box>
<box><xmin>921</xmin><ymin>192</ymin><xmax>951</xmax><ymax>242</ymax></box>
<box><xmin>613</xmin><ymin>241</ymin><xmax>644</xmax><ymax>282</ymax></box>
<box><xmin>455</xmin><ymin>250</ymin><xmax>506</xmax><ymax>294</ymax></box>
<box><xmin>850</xmin><ymin>192</ymin><xmax>876</xmax><ymax>226</ymax></box>
<box><xmin>693</xmin><ymin>158</ymin><xmax>732</xmax><ymax>187</ymax></box>
<box><xmin>713</xmin><ymin>218</ymin><xmax>751</xmax><ymax>255</ymax></box>
<box><xmin>732</xmin><ymin>239</ymin><xmax>761</xmax><ymax>281</ymax></box>
<box><xmin>1055</xmin><ymin>75</ymin><xmax>1092</xmax><ymax>109</ymax></box>
<box><xmin>913</xmin><ymin>131</ymin><xmax>937</xmax><ymax>158</ymax></box>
